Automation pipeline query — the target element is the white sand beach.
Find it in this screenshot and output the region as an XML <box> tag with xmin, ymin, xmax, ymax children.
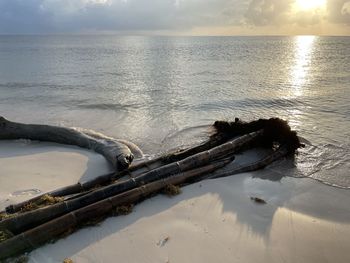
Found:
<box><xmin>1</xmin><ymin>141</ymin><xmax>350</xmax><ymax>263</ymax></box>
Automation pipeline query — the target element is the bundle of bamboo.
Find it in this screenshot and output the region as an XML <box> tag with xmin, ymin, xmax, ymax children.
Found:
<box><xmin>0</xmin><ymin>117</ymin><xmax>301</xmax><ymax>260</ymax></box>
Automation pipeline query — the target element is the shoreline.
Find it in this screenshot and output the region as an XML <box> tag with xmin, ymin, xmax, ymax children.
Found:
<box><xmin>1</xmin><ymin>141</ymin><xmax>350</xmax><ymax>263</ymax></box>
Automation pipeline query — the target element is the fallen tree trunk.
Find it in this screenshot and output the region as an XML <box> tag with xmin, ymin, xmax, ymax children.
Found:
<box><xmin>0</xmin><ymin>116</ymin><xmax>133</xmax><ymax>171</ymax></box>
<box><xmin>0</xmin><ymin>158</ymin><xmax>232</xmax><ymax>260</ymax></box>
<box><xmin>0</xmin><ymin>130</ymin><xmax>262</xmax><ymax>235</ymax></box>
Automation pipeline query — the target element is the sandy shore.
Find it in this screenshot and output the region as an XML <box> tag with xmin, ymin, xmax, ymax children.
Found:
<box><xmin>1</xmin><ymin>141</ymin><xmax>350</xmax><ymax>263</ymax></box>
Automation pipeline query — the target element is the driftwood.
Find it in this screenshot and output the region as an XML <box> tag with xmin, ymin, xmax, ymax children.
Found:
<box><xmin>0</xmin><ymin>130</ymin><xmax>262</xmax><ymax>235</ymax></box>
<box><xmin>0</xmin><ymin>116</ymin><xmax>133</xmax><ymax>170</ymax></box>
<box><xmin>3</xmin><ymin>119</ymin><xmax>240</xmax><ymax>214</ymax></box>
<box><xmin>0</xmin><ymin>117</ymin><xmax>302</xmax><ymax>260</ymax></box>
<box><xmin>4</xmin><ymin>118</ymin><xmax>300</xmax><ymax>214</ymax></box>
<box><xmin>206</xmin><ymin>145</ymin><xmax>289</xmax><ymax>179</ymax></box>
<box><xmin>4</xmin><ymin>133</ymin><xmax>235</xmax><ymax>214</ymax></box>
<box><xmin>0</xmin><ymin>158</ymin><xmax>232</xmax><ymax>259</ymax></box>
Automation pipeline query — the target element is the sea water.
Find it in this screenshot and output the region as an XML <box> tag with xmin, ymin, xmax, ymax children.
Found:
<box><xmin>0</xmin><ymin>35</ymin><xmax>349</xmax><ymax>187</ymax></box>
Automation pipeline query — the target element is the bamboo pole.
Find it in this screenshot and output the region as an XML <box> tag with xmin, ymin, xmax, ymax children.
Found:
<box><xmin>0</xmin><ymin>117</ymin><xmax>302</xmax><ymax>260</ymax></box>
<box><xmin>3</xmin><ymin>117</ymin><xmax>301</xmax><ymax>215</ymax></box>
<box><xmin>0</xmin><ymin>116</ymin><xmax>133</xmax><ymax>170</ymax></box>
<box><xmin>0</xmin><ymin>130</ymin><xmax>261</xmax><ymax>235</ymax></box>
<box><xmin>4</xmin><ymin>175</ymin><xmax>111</xmax><ymax>214</ymax></box>
<box><xmin>4</xmin><ymin>148</ymin><xmax>197</xmax><ymax>214</ymax></box>
<box><xmin>4</xmin><ymin>183</ymin><xmax>84</xmax><ymax>214</ymax></box>
<box><xmin>5</xmin><ymin>133</ymin><xmax>221</xmax><ymax>214</ymax></box>
<box><xmin>206</xmin><ymin>146</ymin><xmax>289</xmax><ymax>179</ymax></box>
<box><xmin>0</xmin><ymin>158</ymin><xmax>232</xmax><ymax>260</ymax></box>
<box><xmin>3</xmin><ymin>118</ymin><xmax>273</xmax><ymax>214</ymax></box>
<box><xmin>4</xmin><ymin>160</ymin><xmax>163</xmax><ymax>214</ymax></box>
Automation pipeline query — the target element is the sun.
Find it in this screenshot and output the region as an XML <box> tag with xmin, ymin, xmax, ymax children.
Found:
<box><xmin>295</xmin><ymin>0</ymin><xmax>326</xmax><ymax>10</ymax></box>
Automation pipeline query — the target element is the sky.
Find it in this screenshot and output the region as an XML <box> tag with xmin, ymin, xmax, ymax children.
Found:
<box><xmin>0</xmin><ymin>0</ymin><xmax>349</xmax><ymax>35</ymax></box>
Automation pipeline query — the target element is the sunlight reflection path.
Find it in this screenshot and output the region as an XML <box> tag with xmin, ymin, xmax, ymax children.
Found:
<box><xmin>290</xmin><ymin>36</ymin><xmax>315</xmax><ymax>97</ymax></box>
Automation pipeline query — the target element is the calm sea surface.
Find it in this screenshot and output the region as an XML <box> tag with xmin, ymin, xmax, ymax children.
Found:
<box><xmin>0</xmin><ymin>35</ymin><xmax>349</xmax><ymax>187</ymax></box>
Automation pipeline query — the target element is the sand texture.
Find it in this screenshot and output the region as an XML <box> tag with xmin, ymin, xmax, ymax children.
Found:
<box><xmin>1</xmin><ymin>141</ymin><xmax>349</xmax><ymax>263</ymax></box>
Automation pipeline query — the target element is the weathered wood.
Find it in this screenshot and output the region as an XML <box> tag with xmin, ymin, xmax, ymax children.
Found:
<box><xmin>206</xmin><ymin>146</ymin><xmax>289</xmax><ymax>179</ymax></box>
<box><xmin>4</xmin><ymin>143</ymin><xmax>222</xmax><ymax>214</ymax></box>
<box><xmin>81</xmin><ymin>129</ymin><xmax>143</xmax><ymax>158</ymax></box>
<box><xmin>3</xmin><ymin>119</ymin><xmax>269</xmax><ymax>214</ymax></box>
<box><xmin>0</xmin><ymin>117</ymin><xmax>302</xmax><ymax>260</ymax></box>
<box><xmin>4</xmin><ymin>129</ymin><xmax>217</xmax><ymax>214</ymax></box>
<box><xmin>0</xmin><ymin>158</ymin><xmax>231</xmax><ymax>260</ymax></box>
<box><xmin>4</xmin><ymin>142</ymin><xmax>222</xmax><ymax>214</ymax></box>
<box><xmin>0</xmin><ymin>116</ymin><xmax>134</xmax><ymax>170</ymax></box>
<box><xmin>0</xmin><ymin>130</ymin><xmax>261</xmax><ymax>235</ymax></box>
<box><xmin>5</xmin><ymin>183</ymin><xmax>85</xmax><ymax>214</ymax></box>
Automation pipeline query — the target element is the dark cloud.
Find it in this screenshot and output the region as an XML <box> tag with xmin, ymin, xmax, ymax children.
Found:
<box><xmin>0</xmin><ymin>0</ymin><xmax>244</xmax><ymax>34</ymax></box>
<box><xmin>0</xmin><ymin>0</ymin><xmax>53</xmax><ymax>34</ymax></box>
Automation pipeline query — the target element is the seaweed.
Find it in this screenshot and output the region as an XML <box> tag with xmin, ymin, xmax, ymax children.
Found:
<box><xmin>162</xmin><ymin>184</ymin><xmax>182</xmax><ymax>197</ymax></box>
<box><xmin>0</xmin><ymin>229</ymin><xmax>13</xmax><ymax>243</ymax></box>
<box><xmin>114</xmin><ymin>204</ymin><xmax>134</xmax><ymax>216</ymax></box>
<box><xmin>0</xmin><ymin>212</ymin><xmax>12</xmax><ymax>221</ymax></box>
<box><xmin>20</xmin><ymin>194</ymin><xmax>64</xmax><ymax>212</ymax></box>
<box><xmin>213</xmin><ymin>117</ymin><xmax>302</xmax><ymax>153</ymax></box>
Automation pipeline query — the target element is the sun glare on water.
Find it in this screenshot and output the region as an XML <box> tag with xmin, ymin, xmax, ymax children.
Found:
<box><xmin>295</xmin><ymin>0</ymin><xmax>326</xmax><ymax>10</ymax></box>
<box><xmin>289</xmin><ymin>36</ymin><xmax>316</xmax><ymax>97</ymax></box>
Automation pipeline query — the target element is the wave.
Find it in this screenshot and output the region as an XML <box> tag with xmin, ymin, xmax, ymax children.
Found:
<box><xmin>292</xmin><ymin>141</ymin><xmax>350</xmax><ymax>189</ymax></box>
<box><xmin>193</xmin><ymin>97</ymin><xmax>307</xmax><ymax>112</ymax></box>
<box><xmin>237</xmin><ymin>98</ymin><xmax>307</xmax><ymax>108</ymax></box>
<box><xmin>0</xmin><ymin>82</ymin><xmax>77</xmax><ymax>90</ymax></box>
<box><xmin>77</xmin><ymin>103</ymin><xmax>141</xmax><ymax>111</ymax></box>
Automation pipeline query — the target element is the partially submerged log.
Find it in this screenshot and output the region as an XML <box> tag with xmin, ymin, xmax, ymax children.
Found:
<box><xmin>0</xmin><ymin>116</ymin><xmax>133</xmax><ymax>170</ymax></box>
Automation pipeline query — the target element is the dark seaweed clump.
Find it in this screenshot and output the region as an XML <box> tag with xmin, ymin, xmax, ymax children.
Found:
<box><xmin>213</xmin><ymin>118</ymin><xmax>302</xmax><ymax>153</ymax></box>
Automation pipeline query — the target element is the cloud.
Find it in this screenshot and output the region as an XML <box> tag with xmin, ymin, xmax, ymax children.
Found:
<box><xmin>0</xmin><ymin>0</ymin><xmax>53</xmax><ymax>34</ymax></box>
<box><xmin>0</xmin><ymin>0</ymin><xmax>245</xmax><ymax>33</ymax></box>
<box><xmin>327</xmin><ymin>0</ymin><xmax>350</xmax><ymax>24</ymax></box>
<box><xmin>244</xmin><ymin>0</ymin><xmax>328</xmax><ymax>27</ymax></box>
<box><xmin>0</xmin><ymin>0</ymin><xmax>348</xmax><ymax>34</ymax></box>
<box><xmin>244</xmin><ymin>0</ymin><xmax>294</xmax><ymax>26</ymax></box>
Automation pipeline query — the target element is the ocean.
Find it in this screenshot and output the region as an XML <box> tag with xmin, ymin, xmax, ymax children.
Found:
<box><xmin>0</xmin><ymin>35</ymin><xmax>349</xmax><ymax>188</ymax></box>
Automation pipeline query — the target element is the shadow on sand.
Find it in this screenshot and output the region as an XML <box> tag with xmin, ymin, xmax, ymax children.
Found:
<box><xmin>30</xmin><ymin>158</ymin><xmax>350</xmax><ymax>261</ymax></box>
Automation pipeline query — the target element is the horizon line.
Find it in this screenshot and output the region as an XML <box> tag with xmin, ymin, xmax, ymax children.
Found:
<box><xmin>0</xmin><ymin>33</ymin><xmax>349</xmax><ymax>37</ymax></box>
